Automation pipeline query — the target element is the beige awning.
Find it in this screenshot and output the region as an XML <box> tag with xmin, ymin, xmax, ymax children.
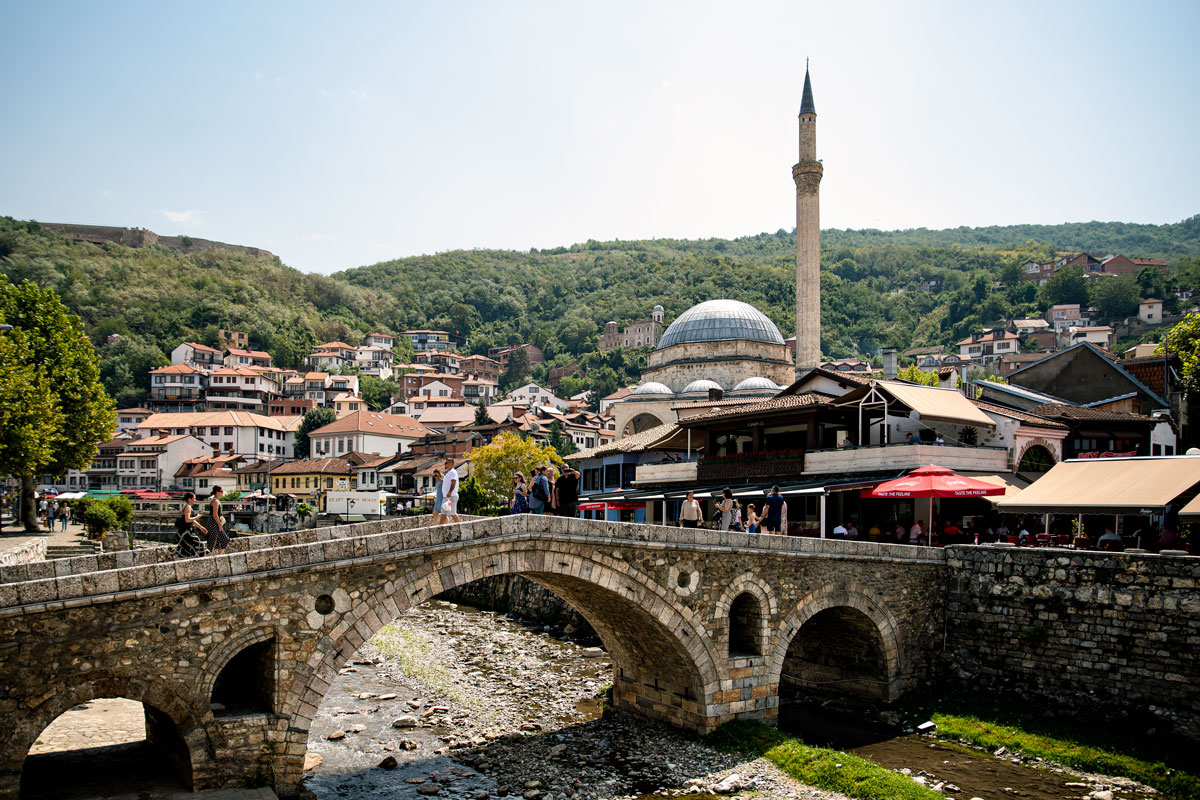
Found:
<box><xmin>879</xmin><ymin>382</ymin><xmax>996</xmax><ymax>428</ymax></box>
<box><xmin>1177</xmin><ymin>494</ymin><xmax>1200</xmax><ymax>519</ymax></box>
<box><xmin>834</xmin><ymin>381</ymin><xmax>995</xmax><ymax>428</ymax></box>
<box><xmin>966</xmin><ymin>472</ymin><xmax>1029</xmax><ymax>504</ymax></box>
<box><xmin>995</xmin><ymin>457</ymin><xmax>1200</xmax><ymax>515</ymax></box>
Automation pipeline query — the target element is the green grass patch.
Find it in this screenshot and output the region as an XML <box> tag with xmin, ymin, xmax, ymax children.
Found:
<box><xmin>708</xmin><ymin>720</ymin><xmax>940</xmax><ymax>800</ymax></box>
<box><xmin>930</xmin><ymin>713</ymin><xmax>1200</xmax><ymax>800</ymax></box>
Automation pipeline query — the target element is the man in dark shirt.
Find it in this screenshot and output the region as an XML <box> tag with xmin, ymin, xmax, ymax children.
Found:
<box><xmin>762</xmin><ymin>485</ymin><xmax>786</xmax><ymax>533</ymax></box>
<box><xmin>554</xmin><ymin>465</ymin><xmax>580</xmax><ymax>518</ymax></box>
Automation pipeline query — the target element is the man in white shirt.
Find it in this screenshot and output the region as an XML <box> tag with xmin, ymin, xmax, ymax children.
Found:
<box><xmin>441</xmin><ymin>458</ymin><xmax>461</xmax><ymax>523</ymax></box>
<box><xmin>832</xmin><ymin>522</ymin><xmax>848</xmax><ymax>537</ymax></box>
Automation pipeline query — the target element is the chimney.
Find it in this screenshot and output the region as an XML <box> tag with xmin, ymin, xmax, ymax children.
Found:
<box><xmin>708</xmin><ymin>387</ymin><xmax>724</xmax><ymax>402</ymax></box>
<box><xmin>882</xmin><ymin>348</ymin><xmax>898</xmax><ymax>380</ymax></box>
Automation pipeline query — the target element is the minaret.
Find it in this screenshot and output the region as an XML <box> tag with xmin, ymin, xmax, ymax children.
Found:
<box><xmin>793</xmin><ymin>63</ymin><xmax>823</xmax><ymax>375</ymax></box>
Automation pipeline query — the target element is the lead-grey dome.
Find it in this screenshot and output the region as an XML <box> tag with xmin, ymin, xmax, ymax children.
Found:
<box><xmin>632</xmin><ymin>381</ymin><xmax>674</xmax><ymax>396</ymax></box>
<box><xmin>682</xmin><ymin>379</ymin><xmax>723</xmax><ymax>394</ymax></box>
<box><xmin>733</xmin><ymin>376</ymin><xmax>781</xmax><ymax>392</ymax></box>
<box><xmin>657</xmin><ymin>299</ymin><xmax>785</xmax><ymax>349</ymax></box>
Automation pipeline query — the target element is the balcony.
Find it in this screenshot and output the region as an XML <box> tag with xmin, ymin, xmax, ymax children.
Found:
<box><xmin>634</xmin><ymin>461</ymin><xmax>698</xmax><ymax>485</ymax></box>
<box><xmin>698</xmin><ymin>457</ymin><xmax>805</xmax><ymax>483</ymax></box>
<box><xmin>803</xmin><ymin>443</ymin><xmax>1008</xmax><ymax>475</ymax></box>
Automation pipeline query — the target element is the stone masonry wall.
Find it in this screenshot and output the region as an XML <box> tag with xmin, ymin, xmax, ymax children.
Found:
<box><xmin>0</xmin><ymin>538</ymin><xmax>45</xmax><ymax>570</ymax></box>
<box><xmin>438</xmin><ymin>574</ymin><xmax>595</xmax><ymax>634</ymax></box>
<box><xmin>945</xmin><ymin>546</ymin><xmax>1200</xmax><ymax>738</ymax></box>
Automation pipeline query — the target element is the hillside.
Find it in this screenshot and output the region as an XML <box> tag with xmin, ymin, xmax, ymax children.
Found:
<box><xmin>2</xmin><ymin>214</ymin><xmax>1198</xmax><ymax>405</ymax></box>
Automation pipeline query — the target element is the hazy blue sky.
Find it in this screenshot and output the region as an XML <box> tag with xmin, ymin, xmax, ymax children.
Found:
<box><xmin>1</xmin><ymin>1</ymin><xmax>1197</xmax><ymax>273</ymax></box>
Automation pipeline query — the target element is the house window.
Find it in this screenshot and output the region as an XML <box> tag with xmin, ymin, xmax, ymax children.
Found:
<box><xmin>326</xmin><ymin>478</ymin><xmax>333</xmax><ymax>489</ymax></box>
<box><xmin>210</xmin><ymin>427</ymin><xmax>220</xmax><ymax>435</ymax></box>
<box><xmin>604</xmin><ymin>464</ymin><xmax>620</xmax><ymax>489</ymax></box>
<box><xmin>224</xmin><ymin>427</ymin><xmax>233</xmax><ymax>435</ymax></box>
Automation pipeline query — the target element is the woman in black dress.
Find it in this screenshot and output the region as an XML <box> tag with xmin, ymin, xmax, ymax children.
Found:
<box><xmin>203</xmin><ymin>486</ymin><xmax>228</xmax><ymax>555</ymax></box>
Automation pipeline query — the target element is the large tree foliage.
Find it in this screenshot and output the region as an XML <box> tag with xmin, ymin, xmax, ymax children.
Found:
<box><xmin>0</xmin><ymin>276</ymin><xmax>116</xmax><ymax>530</ymax></box>
<box><xmin>1162</xmin><ymin>313</ymin><xmax>1200</xmax><ymax>392</ymax></box>
<box><xmin>468</xmin><ymin>432</ymin><xmax>563</xmax><ymax>505</ymax></box>
<box><xmin>295</xmin><ymin>408</ymin><xmax>336</xmax><ymax>458</ymax></box>
<box><xmin>1091</xmin><ymin>274</ymin><xmax>1141</xmax><ymax>319</ymax></box>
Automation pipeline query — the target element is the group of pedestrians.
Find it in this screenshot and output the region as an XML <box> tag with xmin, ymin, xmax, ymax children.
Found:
<box><xmin>510</xmin><ymin>464</ymin><xmax>580</xmax><ymax>517</ymax></box>
<box><xmin>174</xmin><ymin>487</ymin><xmax>229</xmax><ymax>558</ymax></box>
<box><xmin>36</xmin><ymin>497</ymin><xmax>72</xmax><ymax>531</ymax></box>
<box><xmin>703</xmin><ymin>486</ymin><xmax>788</xmax><ymax>533</ymax></box>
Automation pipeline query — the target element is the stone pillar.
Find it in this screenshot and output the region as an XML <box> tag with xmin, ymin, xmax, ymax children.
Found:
<box><xmin>794</xmin><ymin>110</ymin><xmax>823</xmax><ymax>377</ymax></box>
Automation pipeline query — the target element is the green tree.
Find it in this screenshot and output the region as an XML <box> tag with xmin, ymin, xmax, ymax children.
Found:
<box><xmin>547</xmin><ymin>421</ymin><xmax>578</xmax><ymax>457</ymax></box>
<box><xmin>468</xmin><ymin>431</ymin><xmax>563</xmax><ymax>504</ymax></box>
<box><xmin>473</xmin><ymin>401</ymin><xmax>491</xmax><ymax>426</ymax></box>
<box><xmin>1162</xmin><ymin>313</ymin><xmax>1200</xmax><ymax>392</ymax></box>
<box><xmin>456</xmin><ymin>475</ymin><xmax>487</xmax><ymax>514</ymax></box>
<box><xmin>0</xmin><ymin>277</ymin><xmax>115</xmax><ymax>531</ymax></box>
<box><xmin>295</xmin><ymin>408</ymin><xmax>336</xmax><ymax>458</ymax></box>
<box><xmin>97</xmin><ymin>334</ymin><xmax>169</xmax><ymax>407</ymax></box>
<box><xmin>1091</xmin><ymin>274</ymin><xmax>1141</xmax><ymax>318</ymax></box>
<box><xmin>1038</xmin><ymin>265</ymin><xmax>1090</xmax><ymax>308</ymax></box>
<box><xmin>500</xmin><ymin>347</ymin><xmax>530</xmax><ymax>391</ymax></box>
<box><xmin>359</xmin><ymin>375</ymin><xmax>403</xmax><ymax>410</ymax></box>
<box><xmin>896</xmin><ymin>364</ymin><xmax>939</xmax><ymax>387</ymax></box>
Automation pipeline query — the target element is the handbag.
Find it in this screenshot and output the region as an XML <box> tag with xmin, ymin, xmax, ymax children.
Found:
<box><xmin>439</xmin><ymin>499</ymin><xmax>452</xmax><ymax>514</ymax></box>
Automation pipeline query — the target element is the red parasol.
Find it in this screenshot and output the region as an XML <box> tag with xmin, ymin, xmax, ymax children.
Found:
<box><xmin>861</xmin><ymin>465</ymin><xmax>1006</xmax><ymax>499</ymax></box>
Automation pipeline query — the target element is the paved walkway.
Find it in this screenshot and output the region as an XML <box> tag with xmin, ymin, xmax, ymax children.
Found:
<box><xmin>0</xmin><ymin>511</ymin><xmax>92</xmax><ymax>552</ymax></box>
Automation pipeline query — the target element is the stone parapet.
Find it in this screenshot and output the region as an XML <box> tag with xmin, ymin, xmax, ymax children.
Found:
<box><xmin>0</xmin><ymin>538</ymin><xmax>46</xmax><ymax>570</ymax></box>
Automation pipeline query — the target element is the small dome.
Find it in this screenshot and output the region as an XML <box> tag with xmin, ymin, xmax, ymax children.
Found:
<box><xmin>733</xmin><ymin>377</ymin><xmax>781</xmax><ymax>391</ymax></box>
<box><xmin>657</xmin><ymin>299</ymin><xmax>785</xmax><ymax>349</ymax></box>
<box><xmin>653</xmin><ymin>304</ymin><xmax>665</xmax><ymax>312</ymax></box>
<box><xmin>682</xmin><ymin>379</ymin><xmax>723</xmax><ymax>394</ymax></box>
<box><xmin>632</xmin><ymin>381</ymin><xmax>674</xmax><ymax>396</ymax></box>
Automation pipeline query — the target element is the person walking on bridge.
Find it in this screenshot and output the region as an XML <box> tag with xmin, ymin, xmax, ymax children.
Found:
<box><xmin>202</xmin><ymin>486</ymin><xmax>228</xmax><ymax>555</ymax></box>
<box><xmin>441</xmin><ymin>458</ymin><xmax>461</xmax><ymax>524</ymax></box>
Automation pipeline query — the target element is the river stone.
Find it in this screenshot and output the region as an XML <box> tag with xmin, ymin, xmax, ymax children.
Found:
<box><xmin>325</xmin><ymin>730</ymin><xmax>346</xmax><ymax>741</ymax></box>
<box><xmin>711</xmin><ymin>773</ymin><xmax>753</xmax><ymax>793</ymax></box>
<box><xmin>303</xmin><ymin>752</ymin><xmax>323</xmax><ymax>771</ymax></box>
<box><xmin>378</xmin><ymin>755</ymin><xmax>398</xmax><ymax>769</ymax></box>
<box><xmin>1092</xmin><ymin>792</ymin><xmax>1114</xmax><ymax>800</ymax></box>
<box><xmin>417</xmin><ymin>784</ymin><xmax>442</xmax><ymax>796</ymax></box>
<box><xmin>581</xmin><ymin>647</ymin><xmax>604</xmax><ymax>659</ymax></box>
<box><xmin>400</xmin><ymin>738</ymin><xmax>419</xmax><ymax>750</ymax></box>
<box><xmin>393</xmin><ymin>715</ymin><xmax>419</xmax><ymax>728</ymax></box>
<box><xmin>378</xmin><ymin>693</ymin><xmax>397</xmax><ymax>700</ymax></box>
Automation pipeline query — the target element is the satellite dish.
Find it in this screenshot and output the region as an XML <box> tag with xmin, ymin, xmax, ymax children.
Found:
<box><xmin>1187</xmin><ymin>447</ymin><xmax>1200</xmax><ymax>456</ymax></box>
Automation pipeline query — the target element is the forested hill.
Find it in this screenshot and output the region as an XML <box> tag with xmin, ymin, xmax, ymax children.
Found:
<box><xmin>2</xmin><ymin>214</ymin><xmax>1198</xmax><ymax>406</ymax></box>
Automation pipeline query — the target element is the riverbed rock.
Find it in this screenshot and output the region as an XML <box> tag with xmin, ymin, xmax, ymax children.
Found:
<box><xmin>710</xmin><ymin>773</ymin><xmax>753</xmax><ymax>793</ymax></box>
<box><xmin>1091</xmin><ymin>792</ymin><xmax>1114</xmax><ymax>800</ymax></box>
<box><xmin>324</xmin><ymin>730</ymin><xmax>346</xmax><ymax>741</ymax></box>
<box><xmin>581</xmin><ymin>647</ymin><xmax>605</xmax><ymax>659</ymax></box>
<box><xmin>303</xmin><ymin>752</ymin><xmax>323</xmax><ymax>771</ymax></box>
<box><xmin>400</xmin><ymin>737</ymin><xmax>419</xmax><ymax>750</ymax></box>
<box><xmin>378</xmin><ymin>755</ymin><xmax>398</xmax><ymax>769</ymax></box>
<box><xmin>417</xmin><ymin>784</ymin><xmax>442</xmax><ymax>796</ymax></box>
<box><xmin>392</xmin><ymin>715</ymin><xmax>419</xmax><ymax>728</ymax></box>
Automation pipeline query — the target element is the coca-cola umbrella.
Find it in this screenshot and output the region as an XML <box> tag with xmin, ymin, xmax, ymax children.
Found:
<box><xmin>861</xmin><ymin>465</ymin><xmax>1005</xmax><ymax>542</ymax></box>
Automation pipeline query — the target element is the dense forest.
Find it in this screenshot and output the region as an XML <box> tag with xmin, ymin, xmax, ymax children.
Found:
<box><xmin>2</xmin><ymin>214</ymin><xmax>1198</xmax><ymax>407</ymax></box>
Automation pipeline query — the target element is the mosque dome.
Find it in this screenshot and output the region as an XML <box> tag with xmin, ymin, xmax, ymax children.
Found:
<box><xmin>632</xmin><ymin>381</ymin><xmax>675</xmax><ymax>396</ymax></box>
<box><xmin>657</xmin><ymin>299</ymin><xmax>785</xmax><ymax>350</ymax></box>
<box><xmin>682</xmin><ymin>379</ymin><xmax>724</xmax><ymax>394</ymax></box>
<box><xmin>653</xmin><ymin>304</ymin><xmax>665</xmax><ymax>312</ymax></box>
<box><xmin>733</xmin><ymin>376</ymin><xmax>782</xmax><ymax>392</ymax></box>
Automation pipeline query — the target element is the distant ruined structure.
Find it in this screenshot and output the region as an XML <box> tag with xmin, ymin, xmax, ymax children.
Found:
<box><xmin>42</xmin><ymin>223</ymin><xmax>276</xmax><ymax>259</ymax></box>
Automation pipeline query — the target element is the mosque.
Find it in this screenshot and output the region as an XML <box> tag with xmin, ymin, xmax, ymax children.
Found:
<box><xmin>612</xmin><ymin>67</ymin><xmax>823</xmax><ymax>437</ymax></box>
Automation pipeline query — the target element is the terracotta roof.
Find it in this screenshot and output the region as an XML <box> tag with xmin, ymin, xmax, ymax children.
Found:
<box><xmin>304</xmin><ymin>372</ymin><xmax>330</xmax><ymax>380</ymax></box>
<box><xmin>350</xmin><ymin>455</ymin><xmax>391</xmax><ymax>469</ymax></box>
<box><xmin>310</xmin><ymin>410</ymin><xmax>430</xmax><ymax>437</ymax></box>
<box><xmin>315</xmin><ymin>341</ymin><xmax>354</xmax><ymax>350</ymax></box>
<box><xmin>1033</xmin><ymin>403</ymin><xmax>1155</xmax><ymax>423</ymax></box>
<box><xmin>181</xmin><ymin>341</ymin><xmax>221</xmax><ymax>353</ymax></box>
<box><xmin>956</xmin><ymin>330</ymin><xmax>1019</xmax><ymax>346</ymax></box>
<box><xmin>972</xmin><ymin>400</ymin><xmax>1068</xmax><ymax>429</ymax></box>
<box><xmin>681</xmin><ymin>392</ymin><xmax>833</xmax><ymax>424</ymax></box>
<box><xmin>137</xmin><ymin>411</ymin><xmax>296</xmax><ymax>432</ymax></box>
<box><xmin>226</xmin><ymin>348</ymin><xmax>271</xmax><ymax>359</ymax></box>
<box><xmin>568</xmin><ymin>422</ymin><xmax>680</xmax><ymax>461</ymax></box>
<box><xmin>270</xmin><ymin>457</ymin><xmax>354</xmax><ymax>476</ymax></box>
<box><xmin>117</xmin><ymin>407</ymin><xmax>154</xmax><ymax>414</ymax></box>
<box><xmin>149</xmin><ymin>363</ymin><xmax>201</xmax><ymax>375</ymax></box>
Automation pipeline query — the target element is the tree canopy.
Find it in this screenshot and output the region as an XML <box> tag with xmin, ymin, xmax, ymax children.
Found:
<box><xmin>295</xmin><ymin>408</ymin><xmax>336</xmax><ymax>458</ymax></box>
<box><xmin>468</xmin><ymin>432</ymin><xmax>563</xmax><ymax>505</ymax></box>
<box><xmin>0</xmin><ymin>276</ymin><xmax>115</xmax><ymax>530</ymax></box>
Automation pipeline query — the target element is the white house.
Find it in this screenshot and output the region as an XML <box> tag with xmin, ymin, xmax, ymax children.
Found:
<box><xmin>171</xmin><ymin>342</ymin><xmax>222</xmax><ymax>372</ymax></box>
<box><xmin>138</xmin><ymin>411</ymin><xmax>301</xmax><ymax>459</ymax></box>
<box><xmin>501</xmin><ymin>383</ymin><xmax>569</xmax><ymax>409</ymax></box>
<box><xmin>309</xmin><ymin>411</ymin><xmax>431</xmax><ymax>457</ymax></box>
<box><xmin>1139</xmin><ymin>298</ymin><xmax>1163</xmax><ymax>324</ymax></box>
<box><xmin>117</xmin><ymin>434</ymin><xmax>210</xmax><ymax>491</ymax></box>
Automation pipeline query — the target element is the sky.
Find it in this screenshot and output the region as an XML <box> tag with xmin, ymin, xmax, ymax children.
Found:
<box><xmin>1</xmin><ymin>1</ymin><xmax>1197</xmax><ymax>274</ymax></box>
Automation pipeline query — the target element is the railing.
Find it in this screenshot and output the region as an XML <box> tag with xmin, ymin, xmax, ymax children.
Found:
<box><xmin>698</xmin><ymin>457</ymin><xmax>805</xmax><ymax>482</ymax></box>
<box><xmin>804</xmin><ymin>442</ymin><xmax>1008</xmax><ymax>475</ymax></box>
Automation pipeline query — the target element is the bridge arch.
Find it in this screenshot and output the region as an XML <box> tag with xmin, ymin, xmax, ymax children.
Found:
<box><xmin>712</xmin><ymin>573</ymin><xmax>778</xmax><ymax>659</ymax></box>
<box><xmin>273</xmin><ymin>542</ymin><xmax>725</xmax><ymax>793</ymax></box>
<box><xmin>0</xmin><ymin>670</ymin><xmax>217</xmax><ymax>798</ymax></box>
<box><xmin>766</xmin><ymin>582</ymin><xmax>906</xmax><ymax>702</ymax></box>
<box><xmin>197</xmin><ymin>626</ymin><xmax>279</xmax><ymax>714</ymax></box>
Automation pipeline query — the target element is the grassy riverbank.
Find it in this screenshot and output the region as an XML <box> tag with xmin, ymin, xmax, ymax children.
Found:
<box><xmin>896</xmin><ymin>691</ymin><xmax>1200</xmax><ymax>800</ymax></box>
<box><xmin>708</xmin><ymin>721</ymin><xmax>941</xmax><ymax>800</ymax></box>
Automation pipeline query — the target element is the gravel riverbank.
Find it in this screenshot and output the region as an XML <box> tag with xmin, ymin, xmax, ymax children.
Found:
<box><xmin>304</xmin><ymin>599</ymin><xmax>848</xmax><ymax>800</ymax></box>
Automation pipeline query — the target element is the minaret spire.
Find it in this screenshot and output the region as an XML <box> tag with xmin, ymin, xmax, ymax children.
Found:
<box><xmin>793</xmin><ymin>63</ymin><xmax>823</xmax><ymax>375</ymax></box>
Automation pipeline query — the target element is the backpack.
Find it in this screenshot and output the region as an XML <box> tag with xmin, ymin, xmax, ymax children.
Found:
<box><xmin>531</xmin><ymin>478</ymin><xmax>549</xmax><ymax>503</ymax></box>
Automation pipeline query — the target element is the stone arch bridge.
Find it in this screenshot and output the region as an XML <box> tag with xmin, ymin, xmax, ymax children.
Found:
<box><xmin>0</xmin><ymin>515</ymin><xmax>945</xmax><ymax>798</ymax></box>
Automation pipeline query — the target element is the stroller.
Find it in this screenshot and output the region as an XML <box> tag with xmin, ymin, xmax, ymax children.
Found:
<box><xmin>174</xmin><ymin>515</ymin><xmax>208</xmax><ymax>558</ymax></box>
